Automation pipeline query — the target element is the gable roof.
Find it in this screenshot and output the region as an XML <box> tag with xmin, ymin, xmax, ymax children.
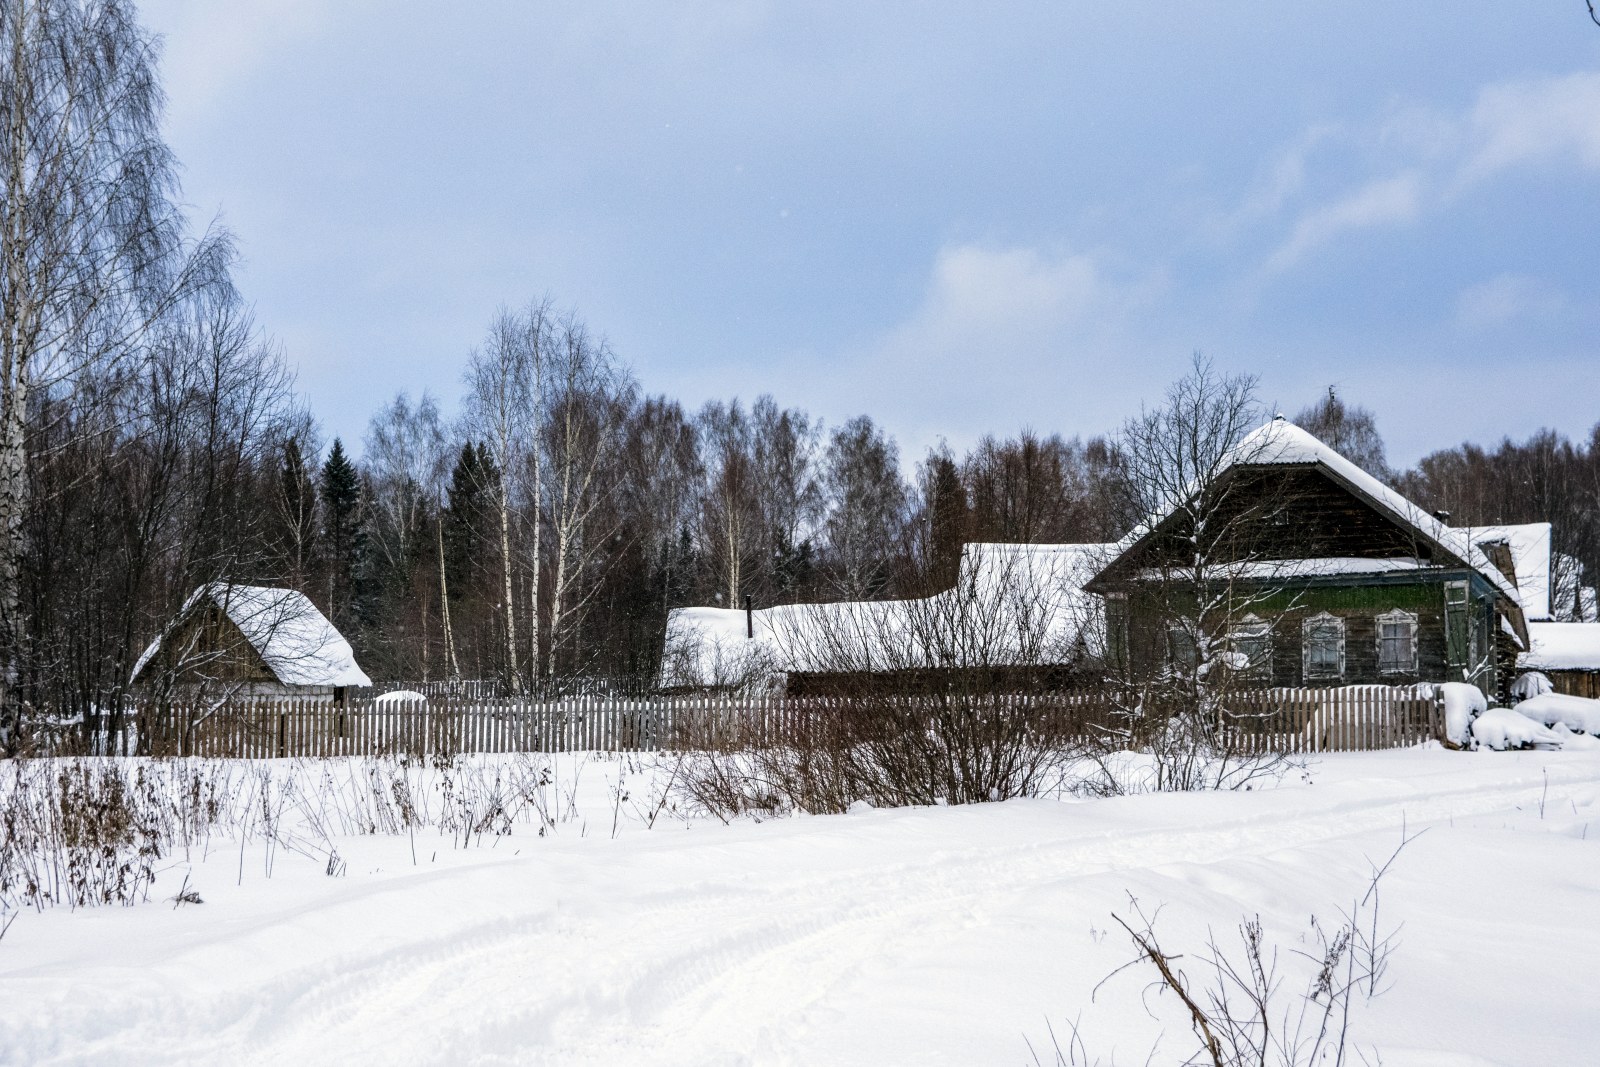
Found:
<box><xmin>132</xmin><ymin>584</ymin><xmax>372</xmax><ymax>688</ymax></box>
<box><xmin>1090</xmin><ymin>418</ymin><xmax>1523</xmax><ymax>612</ymax></box>
<box><xmin>659</xmin><ymin>542</ymin><xmax>1109</xmax><ymax>688</ymax></box>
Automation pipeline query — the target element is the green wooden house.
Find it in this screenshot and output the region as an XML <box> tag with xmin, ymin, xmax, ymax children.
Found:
<box><xmin>1084</xmin><ymin>419</ymin><xmax>1530</xmax><ymax>695</ymax></box>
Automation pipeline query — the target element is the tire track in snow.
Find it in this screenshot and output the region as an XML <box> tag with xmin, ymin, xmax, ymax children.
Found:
<box><xmin>4</xmin><ymin>758</ymin><xmax>1594</xmax><ymax>1066</ymax></box>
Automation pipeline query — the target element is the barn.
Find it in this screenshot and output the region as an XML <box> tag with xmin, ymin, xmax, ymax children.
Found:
<box><xmin>131</xmin><ymin>583</ymin><xmax>371</xmax><ymax>702</ymax></box>
<box><xmin>659</xmin><ymin>542</ymin><xmax>1107</xmax><ymax>694</ymax></box>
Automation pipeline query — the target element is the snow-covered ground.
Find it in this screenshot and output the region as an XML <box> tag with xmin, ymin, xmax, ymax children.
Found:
<box><xmin>3</xmin><ymin>748</ymin><xmax>1599</xmax><ymax>1066</ymax></box>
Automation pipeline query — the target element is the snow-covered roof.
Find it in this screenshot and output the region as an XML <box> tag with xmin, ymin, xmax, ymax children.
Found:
<box><xmin>132</xmin><ymin>584</ymin><xmax>372</xmax><ymax>688</ymax></box>
<box><xmin>659</xmin><ymin>543</ymin><xmax>1110</xmax><ymax>688</ymax></box>
<box><xmin>1519</xmin><ymin>622</ymin><xmax>1600</xmax><ymax>672</ymax></box>
<box><xmin>1460</xmin><ymin>523</ymin><xmax>1551</xmax><ymax>621</ymax></box>
<box><xmin>1140</xmin><ymin>557</ymin><xmax>1444</xmax><ymax>581</ymax></box>
<box><xmin>1095</xmin><ymin>419</ymin><xmax>1522</xmax><ymax>607</ymax></box>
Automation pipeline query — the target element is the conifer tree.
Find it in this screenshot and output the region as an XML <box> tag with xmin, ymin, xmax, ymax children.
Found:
<box><xmin>320</xmin><ymin>438</ymin><xmax>363</xmax><ymax>627</ymax></box>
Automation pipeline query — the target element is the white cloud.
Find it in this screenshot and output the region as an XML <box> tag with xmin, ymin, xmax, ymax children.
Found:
<box><xmin>878</xmin><ymin>244</ymin><xmax>1107</xmax><ymax>357</ymax></box>
<box><xmin>1462</xmin><ymin>70</ymin><xmax>1600</xmax><ymax>182</ymax></box>
<box><xmin>1264</xmin><ymin>173</ymin><xmax>1422</xmax><ymax>274</ymax></box>
<box><xmin>1454</xmin><ymin>274</ymin><xmax>1566</xmax><ymax>332</ymax></box>
<box><xmin>1254</xmin><ymin>69</ymin><xmax>1600</xmax><ymax>275</ymax></box>
<box><xmin>779</xmin><ymin>242</ymin><xmax>1160</xmax><ymax>460</ymax></box>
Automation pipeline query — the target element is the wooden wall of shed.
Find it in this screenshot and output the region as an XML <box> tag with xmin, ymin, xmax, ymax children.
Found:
<box><xmin>1547</xmin><ymin>671</ymin><xmax>1600</xmax><ymax>699</ymax></box>
<box><xmin>138</xmin><ymin>603</ymin><xmax>279</xmax><ymax>686</ymax></box>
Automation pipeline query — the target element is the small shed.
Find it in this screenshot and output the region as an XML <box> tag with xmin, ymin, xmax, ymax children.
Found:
<box><xmin>131</xmin><ymin>584</ymin><xmax>371</xmax><ymax>701</ymax></box>
<box><xmin>1519</xmin><ymin>622</ymin><xmax>1600</xmax><ymax>699</ymax></box>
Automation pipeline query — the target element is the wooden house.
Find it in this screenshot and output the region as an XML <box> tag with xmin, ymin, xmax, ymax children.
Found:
<box><xmin>1084</xmin><ymin>419</ymin><xmax>1530</xmax><ymax>694</ymax></box>
<box><xmin>131</xmin><ymin>584</ymin><xmax>371</xmax><ymax>702</ymax></box>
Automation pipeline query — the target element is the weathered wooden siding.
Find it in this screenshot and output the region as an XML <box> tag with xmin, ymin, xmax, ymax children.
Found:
<box><xmin>1120</xmin><ymin>577</ymin><xmax>1502</xmax><ymax>688</ymax></box>
<box><xmin>1548</xmin><ymin>671</ymin><xmax>1600</xmax><ymax>700</ymax></box>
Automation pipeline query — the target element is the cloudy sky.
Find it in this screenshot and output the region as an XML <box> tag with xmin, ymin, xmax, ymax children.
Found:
<box><xmin>139</xmin><ymin>1</ymin><xmax>1600</xmax><ymax>468</ymax></box>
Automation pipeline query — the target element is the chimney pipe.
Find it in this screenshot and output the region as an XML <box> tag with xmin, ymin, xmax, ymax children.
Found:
<box><xmin>745</xmin><ymin>594</ymin><xmax>753</xmax><ymax>639</ymax></box>
<box><xmin>1433</xmin><ymin>510</ymin><xmax>1451</xmax><ymax>524</ymax></box>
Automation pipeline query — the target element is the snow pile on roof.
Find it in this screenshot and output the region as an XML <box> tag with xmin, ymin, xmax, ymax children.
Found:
<box><xmin>1231</xmin><ymin>420</ymin><xmax>1521</xmax><ymax>603</ymax></box>
<box><xmin>133</xmin><ymin>584</ymin><xmax>371</xmax><ymax>688</ymax></box>
<box><xmin>1144</xmin><ymin>557</ymin><xmax>1443</xmax><ymax>581</ymax></box>
<box><xmin>1470</xmin><ymin>707</ymin><xmax>1563</xmax><ymax>750</ymax></box>
<box><xmin>660</xmin><ymin>543</ymin><xmax>1110</xmax><ymax>688</ymax></box>
<box><xmin>1512</xmin><ymin>692</ymin><xmax>1600</xmax><ymax>737</ymax></box>
<box><xmin>1462</xmin><ymin>523</ymin><xmax>1551</xmax><ymax>620</ymax></box>
<box><xmin>1439</xmin><ymin>682</ymin><xmax>1486</xmax><ymax>747</ymax></box>
<box><xmin>1520</xmin><ymin>622</ymin><xmax>1600</xmax><ymax>671</ymax></box>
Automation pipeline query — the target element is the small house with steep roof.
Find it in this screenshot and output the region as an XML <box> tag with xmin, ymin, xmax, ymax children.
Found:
<box><xmin>131</xmin><ymin>584</ymin><xmax>371</xmax><ymax>703</ymax></box>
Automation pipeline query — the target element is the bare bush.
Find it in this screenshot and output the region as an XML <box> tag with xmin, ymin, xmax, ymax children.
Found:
<box><xmin>675</xmin><ymin>544</ymin><xmax>1101</xmax><ymax>815</ymax></box>
<box><xmin>0</xmin><ymin>752</ymin><xmax>574</xmax><ymax>921</ymax></box>
<box><xmin>1034</xmin><ymin>838</ymin><xmax>1410</xmax><ymax>1066</ymax></box>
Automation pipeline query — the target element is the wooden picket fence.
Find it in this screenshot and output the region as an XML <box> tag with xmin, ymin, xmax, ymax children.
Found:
<box><xmin>121</xmin><ymin>685</ymin><xmax>1443</xmax><ymax>759</ymax></box>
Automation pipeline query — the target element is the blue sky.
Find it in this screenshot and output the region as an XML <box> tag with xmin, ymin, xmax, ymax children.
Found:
<box><xmin>140</xmin><ymin>1</ymin><xmax>1600</xmax><ymax>467</ymax></box>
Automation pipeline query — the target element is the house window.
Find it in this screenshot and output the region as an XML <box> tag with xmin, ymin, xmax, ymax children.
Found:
<box><xmin>1444</xmin><ymin>580</ymin><xmax>1469</xmax><ymax>671</ymax></box>
<box><xmin>1302</xmin><ymin>612</ymin><xmax>1344</xmax><ymax>680</ymax></box>
<box><xmin>1167</xmin><ymin>622</ymin><xmax>1198</xmax><ymax>674</ymax></box>
<box><xmin>1376</xmin><ymin>609</ymin><xmax>1418</xmax><ymax>674</ymax></box>
<box><xmin>1229</xmin><ymin>614</ymin><xmax>1272</xmax><ymax>681</ymax></box>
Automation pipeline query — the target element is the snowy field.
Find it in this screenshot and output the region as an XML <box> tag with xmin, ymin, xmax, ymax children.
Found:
<box><xmin>3</xmin><ymin>747</ymin><xmax>1599</xmax><ymax>1066</ymax></box>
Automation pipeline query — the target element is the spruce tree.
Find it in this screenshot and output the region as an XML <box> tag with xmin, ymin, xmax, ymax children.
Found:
<box><xmin>320</xmin><ymin>438</ymin><xmax>362</xmax><ymax>627</ymax></box>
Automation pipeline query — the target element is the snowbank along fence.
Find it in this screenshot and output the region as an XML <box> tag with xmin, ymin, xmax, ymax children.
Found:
<box><xmin>90</xmin><ymin>685</ymin><xmax>1445</xmax><ymax>759</ymax></box>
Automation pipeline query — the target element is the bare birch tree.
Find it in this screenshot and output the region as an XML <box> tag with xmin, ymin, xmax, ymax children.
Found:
<box><xmin>542</xmin><ymin>314</ymin><xmax>634</xmax><ymax>676</ymax></box>
<box><xmin>698</xmin><ymin>400</ymin><xmax>760</xmax><ymax>610</ymax></box>
<box><xmin>462</xmin><ymin>306</ymin><xmax>544</xmax><ymax>692</ymax></box>
<box><xmin>0</xmin><ymin>0</ymin><xmax>229</xmax><ymax>727</ymax></box>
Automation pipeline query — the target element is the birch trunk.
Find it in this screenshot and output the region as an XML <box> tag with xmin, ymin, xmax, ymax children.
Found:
<box><xmin>498</xmin><ymin>478</ymin><xmax>520</xmax><ymax>693</ymax></box>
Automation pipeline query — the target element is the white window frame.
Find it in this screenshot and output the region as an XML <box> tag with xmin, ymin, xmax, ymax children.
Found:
<box><xmin>1375</xmin><ymin>608</ymin><xmax>1419</xmax><ymax>675</ymax></box>
<box><xmin>1302</xmin><ymin>612</ymin><xmax>1345</xmax><ymax>681</ymax></box>
<box><xmin>1229</xmin><ymin>613</ymin><xmax>1272</xmax><ymax>680</ymax></box>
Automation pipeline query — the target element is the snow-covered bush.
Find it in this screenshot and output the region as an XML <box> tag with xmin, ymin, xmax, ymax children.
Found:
<box><xmin>1439</xmin><ymin>682</ymin><xmax>1487</xmax><ymax>747</ymax></box>
<box><xmin>1470</xmin><ymin>708</ymin><xmax>1562</xmax><ymax>751</ymax></box>
<box><xmin>1512</xmin><ymin>692</ymin><xmax>1600</xmax><ymax>737</ymax></box>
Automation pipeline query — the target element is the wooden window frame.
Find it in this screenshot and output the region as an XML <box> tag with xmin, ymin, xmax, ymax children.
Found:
<box><xmin>1229</xmin><ymin>613</ymin><xmax>1272</xmax><ymax>681</ymax></box>
<box><xmin>1302</xmin><ymin>612</ymin><xmax>1345</xmax><ymax>681</ymax></box>
<box><xmin>1376</xmin><ymin>608</ymin><xmax>1419</xmax><ymax>675</ymax></box>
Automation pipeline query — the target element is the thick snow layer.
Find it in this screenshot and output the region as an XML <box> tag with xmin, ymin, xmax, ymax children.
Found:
<box><xmin>1142</xmin><ymin>556</ymin><xmax>1442</xmax><ymax>580</ymax></box>
<box><xmin>1242</xmin><ymin>422</ymin><xmax>1521</xmax><ymax>602</ymax></box>
<box><xmin>374</xmin><ymin>689</ymin><xmax>428</xmax><ymax>703</ymax></box>
<box><xmin>3</xmin><ymin>750</ymin><xmax>1600</xmax><ymax>1065</ymax></box>
<box><xmin>1464</xmin><ymin>523</ymin><xmax>1552</xmax><ymax>620</ymax></box>
<box><xmin>1471</xmin><ymin>707</ymin><xmax>1563</xmax><ymax>750</ymax></box>
<box><xmin>1510</xmin><ymin>670</ymin><xmax>1554</xmax><ymax>701</ymax></box>
<box><xmin>1520</xmin><ymin>622</ymin><xmax>1600</xmax><ymax>672</ymax></box>
<box><xmin>1439</xmin><ymin>681</ymin><xmax>1486</xmax><ymax>746</ymax></box>
<box><xmin>133</xmin><ymin>584</ymin><xmax>371</xmax><ymax>688</ymax></box>
<box><xmin>661</xmin><ymin>543</ymin><xmax>1108</xmax><ymax>688</ymax></box>
<box><xmin>1514</xmin><ymin>692</ymin><xmax>1600</xmax><ymax>736</ymax></box>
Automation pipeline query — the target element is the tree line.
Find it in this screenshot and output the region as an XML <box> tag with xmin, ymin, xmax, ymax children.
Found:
<box><xmin>2</xmin><ymin>1</ymin><xmax>1596</xmax><ymax>725</ymax></box>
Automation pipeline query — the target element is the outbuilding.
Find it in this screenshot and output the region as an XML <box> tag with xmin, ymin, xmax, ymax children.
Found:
<box><xmin>131</xmin><ymin>583</ymin><xmax>371</xmax><ymax>702</ymax></box>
